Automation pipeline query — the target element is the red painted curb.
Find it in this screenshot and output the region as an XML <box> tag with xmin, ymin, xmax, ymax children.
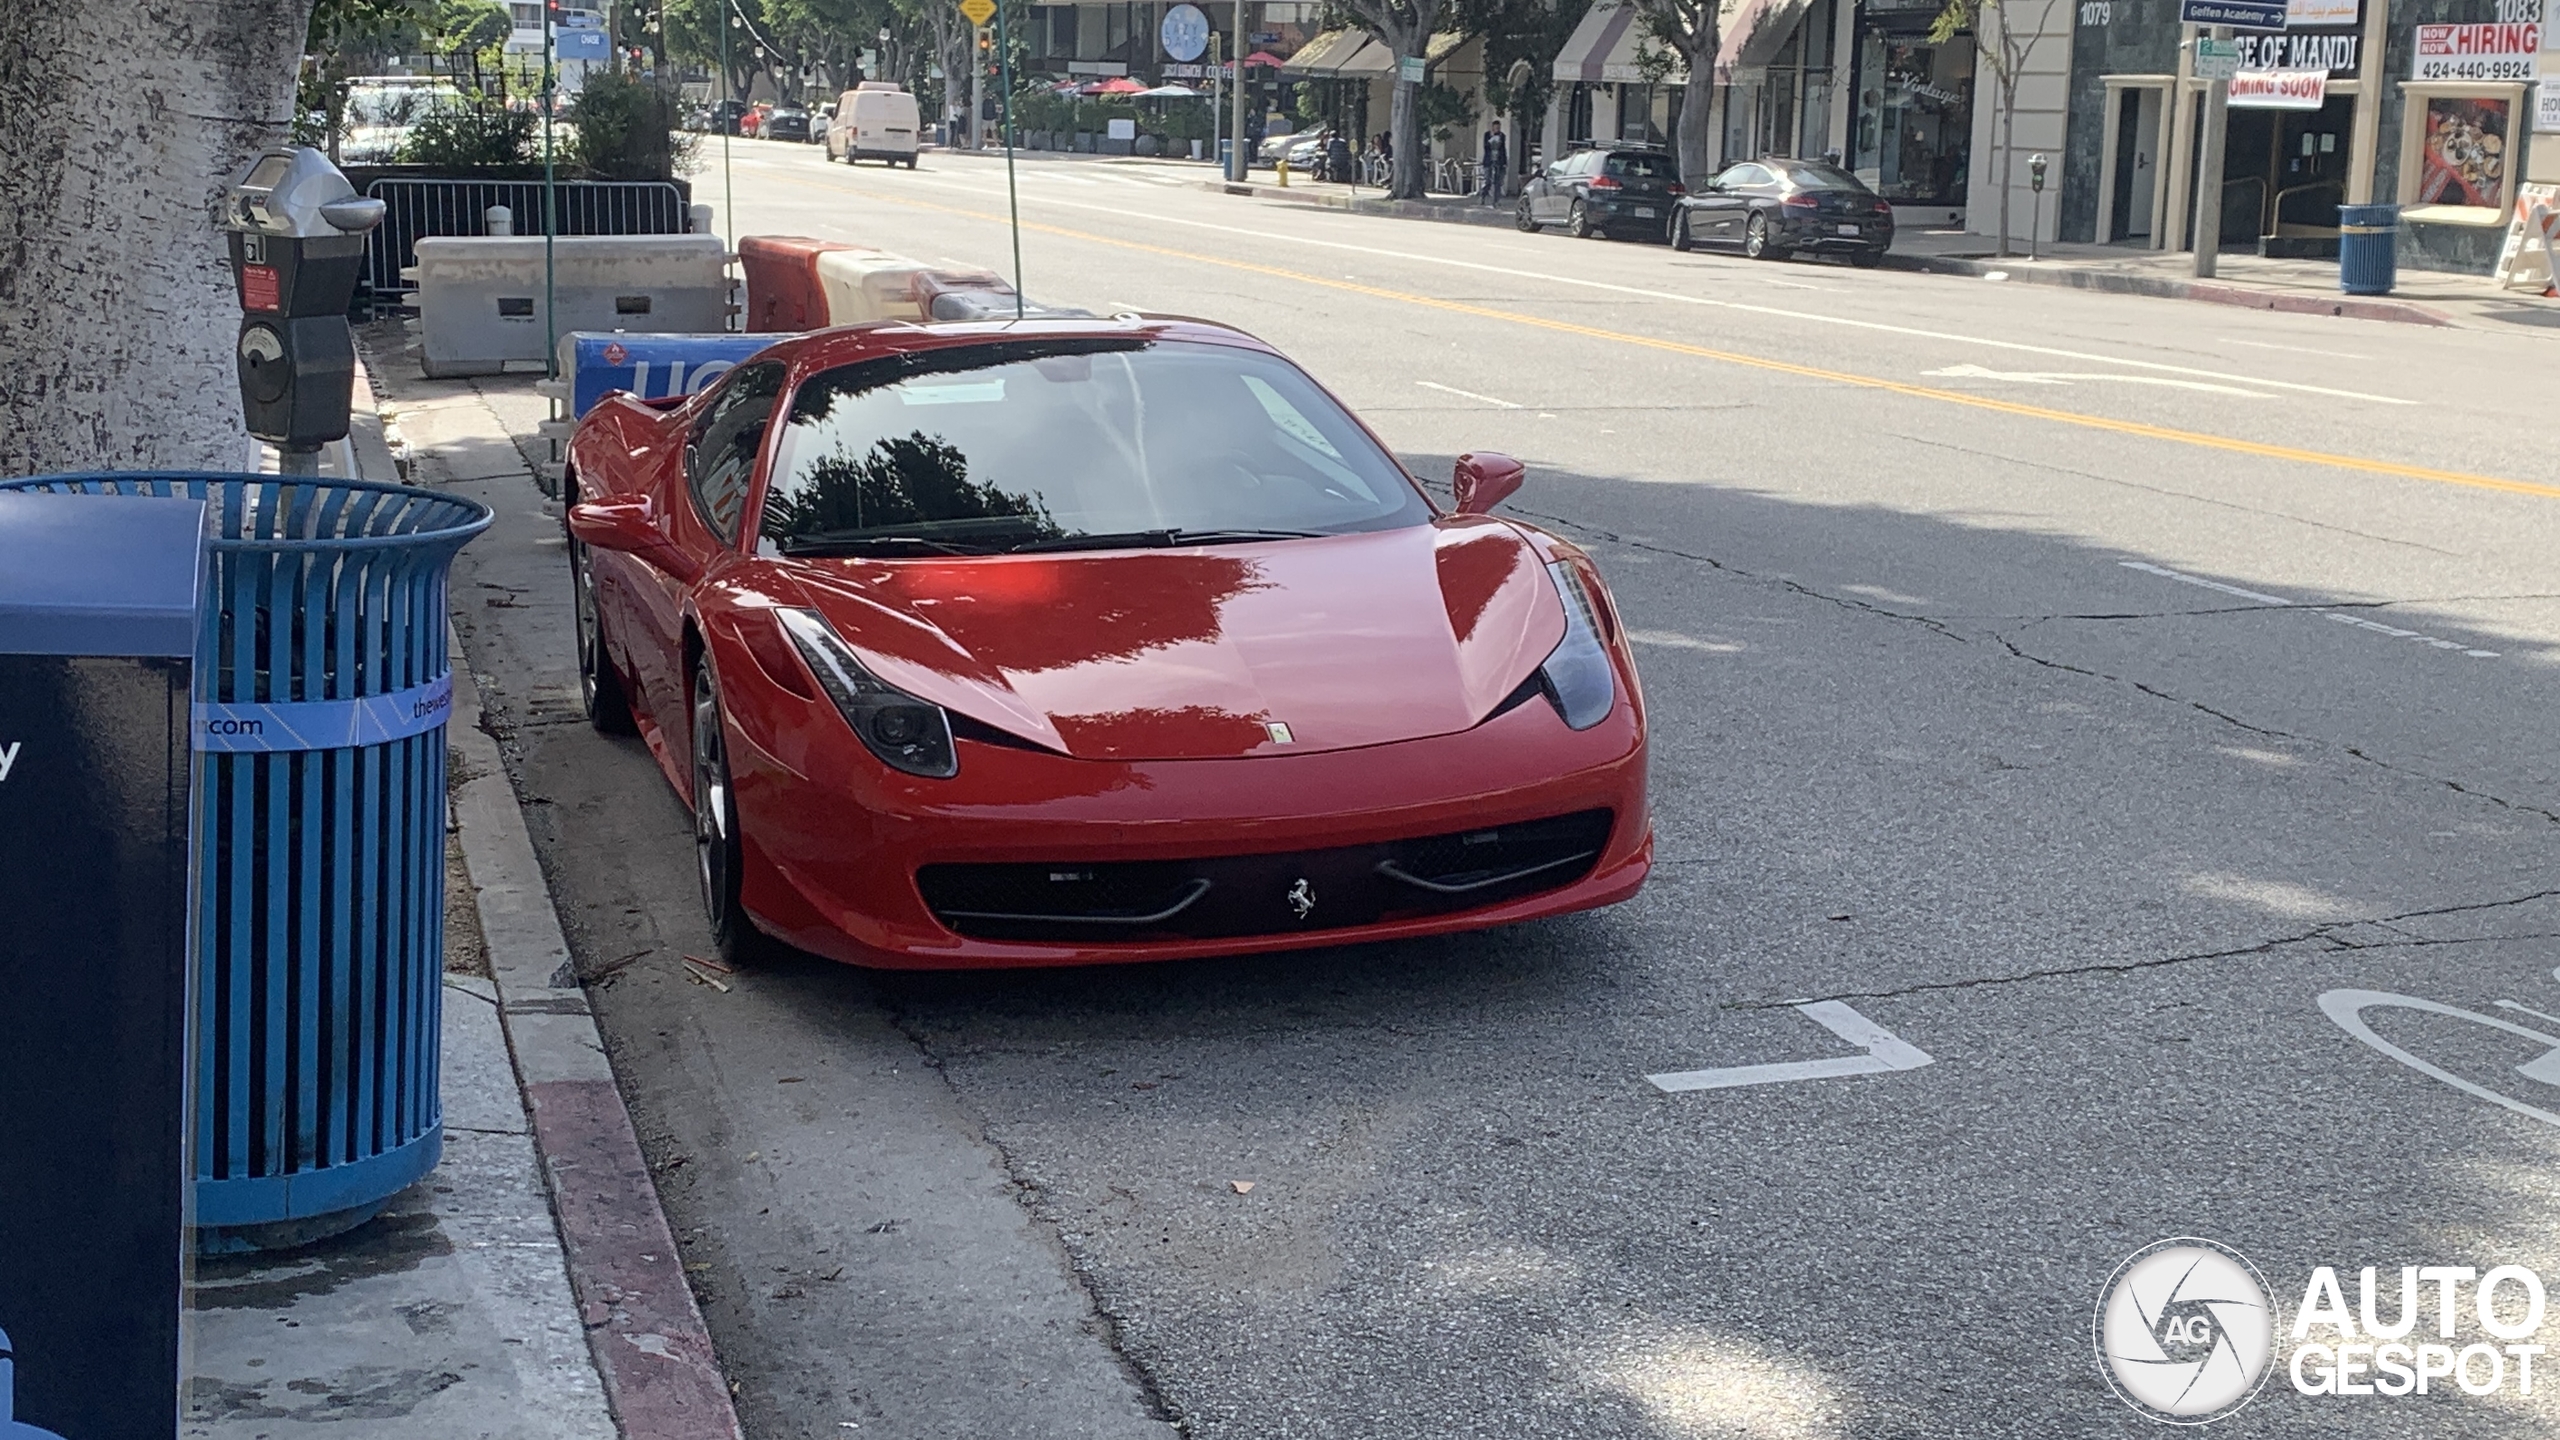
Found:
<box><xmin>527</xmin><ymin>1077</ymin><xmax>744</xmax><ymax>1440</ymax></box>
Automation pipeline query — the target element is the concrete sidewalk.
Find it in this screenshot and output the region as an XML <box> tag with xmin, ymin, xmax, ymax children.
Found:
<box><xmin>182</xmin><ymin>369</ymin><xmax>737</xmax><ymax>1440</ymax></box>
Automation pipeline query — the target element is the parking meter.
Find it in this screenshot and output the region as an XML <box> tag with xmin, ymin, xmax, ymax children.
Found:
<box><xmin>2029</xmin><ymin>153</ymin><xmax>2047</xmax><ymax>193</ymax></box>
<box><xmin>217</xmin><ymin>147</ymin><xmax>385</xmax><ymax>464</ymax></box>
<box><xmin>2028</xmin><ymin>153</ymin><xmax>2049</xmax><ymax>260</ymax></box>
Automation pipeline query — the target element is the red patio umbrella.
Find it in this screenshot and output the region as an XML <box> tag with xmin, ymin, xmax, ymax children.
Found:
<box><xmin>1242</xmin><ymin>51</ymin><xmax>1284</xmax><ymax>66</ymax></box>
<box><xmin>1082</xmin><ymin>76</ymin><xmax>1148</xmax><ymax>94</ymax></box>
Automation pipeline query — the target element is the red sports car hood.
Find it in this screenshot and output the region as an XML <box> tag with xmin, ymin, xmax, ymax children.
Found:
<box><xmin>783</xmin><ymin>519</ymin><xmax>1565</xmax><ymax>761</ymax></box>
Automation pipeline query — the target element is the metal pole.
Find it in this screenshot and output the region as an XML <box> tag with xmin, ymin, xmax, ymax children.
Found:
<box><xmin>1209</xmin><ymin>31</ymin><xmax>1222</xmax><ymax>167</ymax></box>
<box><xmin>2192</xmin><ymin>23</ymin><xmax>2230</xmax><ymax>279</ymax></box>
<box><xmin>998</xmin><ymin>0</ymin><xmax>1023</xmax><ymax>317</ymax></box>
<box><xmin>720</xmin><ymin>10</ymin><xmax>734</xmax><ymax>247</ymax></box>
<box><xmin>543</xmin><ymin>13</ymin><xmax>558</xmax><ymax>379</ymax></box>
<box><xmin>1227</xmin><ymin>0</ymin><xmax>1247</xmax><ymax>181</ymax></box>
<box><xmin>972</xmin><ymin>26</ymin><xmax>986</xmax><ymax>150</ymax></box>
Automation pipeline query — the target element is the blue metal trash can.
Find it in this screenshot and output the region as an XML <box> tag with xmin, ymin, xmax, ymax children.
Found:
<box><xmin>2338</xmin><ymin>203</ymin><xmax>2399</xmax><ymax>296</ymax></box>
<box><xmin>0</xmin><ymin>472</ymin><xmax>489</xmax><ymax>1247</ymax></box>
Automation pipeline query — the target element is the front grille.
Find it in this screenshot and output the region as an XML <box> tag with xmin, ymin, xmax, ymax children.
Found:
<box><xmin>917</xmin><ymin>809</ymin><xmax>1614</xmax><ymax>943</ymax></box>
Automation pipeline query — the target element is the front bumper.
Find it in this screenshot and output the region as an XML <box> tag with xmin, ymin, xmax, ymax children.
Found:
<box><xmin>722</xmin><ymin>678</ymin><xmax>1650</xmax><ymax>969</ymax></box>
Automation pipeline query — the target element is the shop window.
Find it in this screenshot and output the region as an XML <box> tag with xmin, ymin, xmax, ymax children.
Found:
<box><xmin>1852</xmin><ymin>27</ymin><xmax>1974</xmax><ymax>206</ymax></box>
<box><xmin>2395</xmin><ymin>84</ymin><xmax>2525</xmax><ymax>225</ymax></box>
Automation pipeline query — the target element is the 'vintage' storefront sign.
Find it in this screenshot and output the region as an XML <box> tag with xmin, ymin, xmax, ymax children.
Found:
<box><xmin>2412</xmin><ymin>22</ymin><xmax>2541</xmax><ymax>81</ymax></box>
<box><xmin>2229</xmin><ymin>67</ymin><xmax>2331</xmax><ymax>106</ymax></box>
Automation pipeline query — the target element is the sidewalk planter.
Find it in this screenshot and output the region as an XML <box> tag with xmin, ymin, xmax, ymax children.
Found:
<box><xmin>2338</xmin><ymin>204</ymin><xmax>2399</xmax><ymax>297</ymax></box>
<box><xmin>0</xmin><ymin>472</ymin><xmax>490</xmax><ymax>1250</ymax></box>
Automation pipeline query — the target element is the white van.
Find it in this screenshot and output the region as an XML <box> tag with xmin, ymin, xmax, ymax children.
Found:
<box><xmin>828</xmin><ymin>83</ymin><xmax>920</xmax><ymax>168</ymax></box>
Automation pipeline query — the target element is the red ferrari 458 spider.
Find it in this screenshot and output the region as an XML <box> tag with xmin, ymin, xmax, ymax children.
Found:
<box><xmin>564</xmin><ymin>316</ymin><xmax>1649</xmax><ymax>969</ymax></box>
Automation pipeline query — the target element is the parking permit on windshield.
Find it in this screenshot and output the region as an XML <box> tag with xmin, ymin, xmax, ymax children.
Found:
<box><xmin>895</xmin><ymin>378</ymin><xmax>1007</xmax><ymax>405</ymax></box>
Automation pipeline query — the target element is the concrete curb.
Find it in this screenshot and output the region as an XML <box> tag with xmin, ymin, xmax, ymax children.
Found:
<box><xmin>1882</xmin><ymin>251</ymin><xmax>2454</xmax><ymax>327</ymax></box>
<box><xmin>448</xmin><ymin>648</ymin><xmax>747</xmax><ymax>1440</ymax></box>
<box><xmin>1196</xmin><ymin>177</ymin><xmax>1522</xmax><ymax>230</ymax></box>
<box><xmin>347</xmin><ymin>364</ymin><xmax>743</xmax><ymax>1440</ymax></box>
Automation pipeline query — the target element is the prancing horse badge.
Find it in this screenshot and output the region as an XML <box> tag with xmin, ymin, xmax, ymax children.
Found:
<box><xmin>1286</xmin><ymin>878</ymin><xmax>1316</xmax><ymax>920</ymax></box>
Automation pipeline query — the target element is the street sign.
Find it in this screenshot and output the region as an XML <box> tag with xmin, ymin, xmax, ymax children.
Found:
<box><xmin>960</xmin><ymin>0</ymin><xmax>995</xmax><ymax>27</ymax></box>
<box><xmin>2194</xmin><ymin>37</ymin><xmax>2244</xmax><ymax>79</ymax></box>
<box><xmin>1397</xmin><ymin>55</ymin><xmax>1426</xmax><ymax>83</ymax></box>
<box><xmin>2179</xmin><ymin>0</ymin><xmax>2287</xmax><ymax>28</ymax></box>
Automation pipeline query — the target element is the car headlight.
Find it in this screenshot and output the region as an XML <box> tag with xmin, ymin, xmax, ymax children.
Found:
<box><xmin>774</xmin><ymin>608</ymin><xmax>959</xmax><ymax>778</ymax></box>
<box><xmin>1538</xmin><ymin>561</ymin><xmax>1615</xmax><ymax>731</ymax></box>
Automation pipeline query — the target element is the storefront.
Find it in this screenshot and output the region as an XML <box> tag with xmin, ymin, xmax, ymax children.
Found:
<box><xmin>1845</xmin><ymin>0</ymin><xmax>1976</xmax><ymax>221</ymax></box>
<box><xmin>2060</xmin><ymin>0</ymin><xmax>2551</xmax><ymax>273</ymax></box>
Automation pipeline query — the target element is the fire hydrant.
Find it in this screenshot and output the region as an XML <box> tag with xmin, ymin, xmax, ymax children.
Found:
<box><xmin>1275</xmin><ymin>153</ymin><xmax>1290</xmax><ymax>186</ymax></box>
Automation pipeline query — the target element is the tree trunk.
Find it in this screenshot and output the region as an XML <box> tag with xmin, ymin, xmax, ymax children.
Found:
<box><xmin>0</xmin><ymin>0</ymin><xmax>314</xmax><ymax>474</ymax></box>
<box><xmin>1388</xmin><ymin>38</ymin><xmax>1424</xmax><ymax>200</ymax></box>
<box><xmin>1676</xmin><ymin>52</ymin><xmax>1715</xmax><ymax>186</ymax></box>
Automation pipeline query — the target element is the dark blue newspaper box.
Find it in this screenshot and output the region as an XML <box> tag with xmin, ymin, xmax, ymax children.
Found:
<box><xmin>0</xmin><ymin>490</ymin><xmax>206</xmax><ymax>1440</ymax></box>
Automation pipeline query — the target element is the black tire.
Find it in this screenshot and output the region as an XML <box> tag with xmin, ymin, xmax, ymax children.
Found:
<box><xmin>904</xmin><ymin>156</ymin><xmax>918</xmax><ymax>169</ymax></box>
<box><xmin>1670</xmin><ymin>210</ymin><xmax>1693</xmax><ymax>251</ymax></box>
<box><xmin>1850</xmin><ymin>247</ymin><xmax>1884</xmax><ymax>269</ymax></box>
<box><xmin>568</xmin><ymin>513</ymin><xmax>636</xmax><ymax>735</ymax></box>
<box><xmin>1515</xmin><ymin>197</ymin><xmax>1540</xmax><ymax>233</ymax></box>
<box><xmin>1744</xmin><ymin>212</ymin><xmax>1783</xmax><ymax>261</ymax></box>
<box><xmin>1567</xmin><ymin>200</ymin><xmax>1593</xmax><ymax>239</ymax></box>
<box><xmin>691</xmin><ymin>658</ymin><xmax>766</xmax><ymax>967</ymax></box>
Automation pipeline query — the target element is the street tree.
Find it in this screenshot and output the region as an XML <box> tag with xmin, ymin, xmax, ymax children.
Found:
<box><xmin>666</xmin><ymin>0</ymin><xmax>771</xmax><ymax>98</ymax></box>
<box><xmin>0</xmin><ymin>0</ymin><xmax>315</xmax><ymax>473</ymax></box>
<box><xmin>1623</xmin><ymin>0</ymin><xmax>1719</xmax><ymax>186</ymax></box>
<box><xmin>1333</xmin><ymin>0</ymin><xmax>1449</xmax><ymax>199</ymax></box>
<box><xmin>1450</xmin><ymin>0</ymin><xmax>1592</xmax><ymax>175</ymax></box>
<box><xmin>1929</xmin><ymin>0</ymin><xmax>2066</xmax><ymax>256</ymax></box>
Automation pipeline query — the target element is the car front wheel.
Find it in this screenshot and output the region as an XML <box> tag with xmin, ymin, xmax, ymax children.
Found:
<box><xmin>691</xmin><ymin>658</ymin><xmax>764</xmax><ymax>966</ymax></box>
<box><xmin>1516</xmin><ymin>197</ymin><xmax>1541</xmax><ymax>233</ymax></box>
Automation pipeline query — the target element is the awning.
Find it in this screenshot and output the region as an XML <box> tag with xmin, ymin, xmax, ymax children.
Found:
<box><xmin>1285</xmin><ymin>28</ymin><xmax>1375</xmax><ymax>75</ymax></box>
<box><xmin>1715</xmin><ymin>0</ymin><xmax>1815</xmax><ymax>82</ymax></box>
<box><xmin>1552</xmin><ymin>3</ymin><xmax>1683</xmax><ymax>85</ymax></box>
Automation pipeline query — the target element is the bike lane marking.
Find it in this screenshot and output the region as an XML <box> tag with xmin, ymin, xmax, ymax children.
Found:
<box><xmin>2319</xmin><ymin>988</ymin><xmax>2560</xmax><ymax>1129</ymax></box>
<box><xmin>1648</xmin><ymin>1000</ymin><xmax>1935</xmax><ymax>1093</ymax></box>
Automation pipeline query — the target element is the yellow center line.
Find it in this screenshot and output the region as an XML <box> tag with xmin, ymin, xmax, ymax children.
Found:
<box><xmin>766</xmin><ymin>167</ymin><xmax>2559</xmax><ymax>503</ymax></box>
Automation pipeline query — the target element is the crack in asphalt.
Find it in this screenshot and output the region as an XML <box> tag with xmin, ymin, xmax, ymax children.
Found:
<box><xmin>1728</xmin><ymin>887</ymin><xmax>2560</xmax><ymax>1010</ymax></box>
<box><xmin>871</xmin><ymin>1004</ymin><xmax>1189</xmax><ymax>1433</ymax></box>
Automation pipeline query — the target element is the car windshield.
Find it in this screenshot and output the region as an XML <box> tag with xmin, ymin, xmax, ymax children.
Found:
<box><xmin>1605</xmin><ymin>152</ymin><xmax>1678</xmax><ymax>180</ymax></box>
<box><xmin>759</xmin><ymin>338</ymin><xmax>1432</xmax><ymax>556</ymax></box>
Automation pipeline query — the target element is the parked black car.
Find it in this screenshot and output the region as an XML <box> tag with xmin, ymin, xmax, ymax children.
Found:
<box><xmin>1669</xmin><ymin>158</ymin><xmax>1894</xmax><ymax>266</ymax></box>
<box><xmin>763</xmin><ymin>105</ymin><xmax>813</xmax><ymax>143</ymax></box>
<box><xmin>1516</xmin><ymin>146</ymin><xmax>1684</xmax><ymax>240</ymax></box>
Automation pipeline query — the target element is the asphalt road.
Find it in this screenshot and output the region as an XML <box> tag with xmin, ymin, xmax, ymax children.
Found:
<box><xmin>412</xmin><ymin>143</ymin><xmax>2560</xmax><ymax>1439</ymax></box>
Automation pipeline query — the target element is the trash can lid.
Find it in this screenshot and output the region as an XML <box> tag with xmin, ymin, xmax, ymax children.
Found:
<box><xmin>0</xmin><ymin>492</ymin><xmax>206</xmax><ymax>658</ymax></box>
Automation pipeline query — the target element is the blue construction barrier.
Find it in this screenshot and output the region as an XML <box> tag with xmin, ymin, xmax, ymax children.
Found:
<box><xmin>0</xmin><ymin>473</ymin><xmax>490</xmax><ymax>1242</ymax></box>
<box><xmin>558</xmin><ymin>331</ymin><xmax>777</xmax><ymax>418</ymax></box>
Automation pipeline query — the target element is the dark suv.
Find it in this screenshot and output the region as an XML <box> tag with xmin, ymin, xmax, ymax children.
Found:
<box><xmin>1516</xmin><ymin>147</ymin><xmax>1685</xmax><ymax>240</ymax></box>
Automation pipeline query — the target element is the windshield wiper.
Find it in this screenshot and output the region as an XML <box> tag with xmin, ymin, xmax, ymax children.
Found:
<box><xmin>1002</xmin><ymin>527</ymin><xmax>1324</xmax><ymax>554</ymax></box>
<box><xmin>776</xmin><ymin>532</ymin><xmax>1003</xmax><ymax>557</ymax></box>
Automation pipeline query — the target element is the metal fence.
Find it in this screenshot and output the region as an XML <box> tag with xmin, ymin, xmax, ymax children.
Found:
<box><xmin>363</xmin><ymin>177</ymin><xmax>693</xmax><ymax>301</ymax></box>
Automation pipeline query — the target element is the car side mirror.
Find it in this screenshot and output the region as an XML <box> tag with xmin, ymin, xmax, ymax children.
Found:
<box><xmin>568</xmin><ymin>496</ymin><xmax>703</xmax><ymax>582</ymax></box>
<box><xmin>1452</xmin><ymin>452</ymin><xmax>1525</xmax><ymax>514</ymax></box>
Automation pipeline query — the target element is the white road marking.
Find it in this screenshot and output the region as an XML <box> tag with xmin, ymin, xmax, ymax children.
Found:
<box><xmin>2116</xmin><ymin>560</ymin><xmax>2499</xmax><ymax>656</ymax></box>
<box><xmin>1926</xmin><ymin>363</ymin><xmax>2270</xmax><ymax>398</ymax></box>
<box><xmin>2226</xmin><ymin>339</ymin><xmax>2371</xmax><ymax>361</ymax></box>
<box><xmin>1627</xmin><ymin>628</ymin><xmax>1745</xmax><ymax>652</ymax></box>
<box><xmin>1416</xmin><ymin>379</ymin><xmax>1523</xmax><ymax>408</ymax></box>
<box><xmin>1647</xmin><ymin>1000</ymin><xmax>1934</xmax><ymax>1093</ymax></box>
<box><xmin>2322</xmin><ymin>989</ymin><xmax>2560</xmax><ymax>1128</ymax></box>
<box><xmin>2117</xmin><ymin>560</ymin><xmax>2292</xmax><ymax>606</ymax></box>
<box><xmin>756</xmin><ymin>156</ymin><xmax>2414</xmax><ymax>405</ymax></box>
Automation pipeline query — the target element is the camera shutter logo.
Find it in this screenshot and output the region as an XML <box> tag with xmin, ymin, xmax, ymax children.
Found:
<box><xmin>2094</xmin><ymin>1239</ymin><xmax>2275</xmax><ymax>1424</ymax></box>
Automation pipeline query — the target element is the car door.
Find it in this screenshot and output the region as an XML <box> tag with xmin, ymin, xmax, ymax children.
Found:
<box><xmin>630</xmin><ymin>360</ymin><xmax>785</xmax><ymax>734</ymax></box>
<box><xmin>1699</xmin><ymin>164</ymin><xmax>1768</xmax><ymax>245</ymax></box>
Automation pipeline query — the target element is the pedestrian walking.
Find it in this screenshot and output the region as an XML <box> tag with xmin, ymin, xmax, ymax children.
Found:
<box><xmin>1479</xmin><ymin>125</ymin><xmax>1508</xmax><ymax>205</ymax></box>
